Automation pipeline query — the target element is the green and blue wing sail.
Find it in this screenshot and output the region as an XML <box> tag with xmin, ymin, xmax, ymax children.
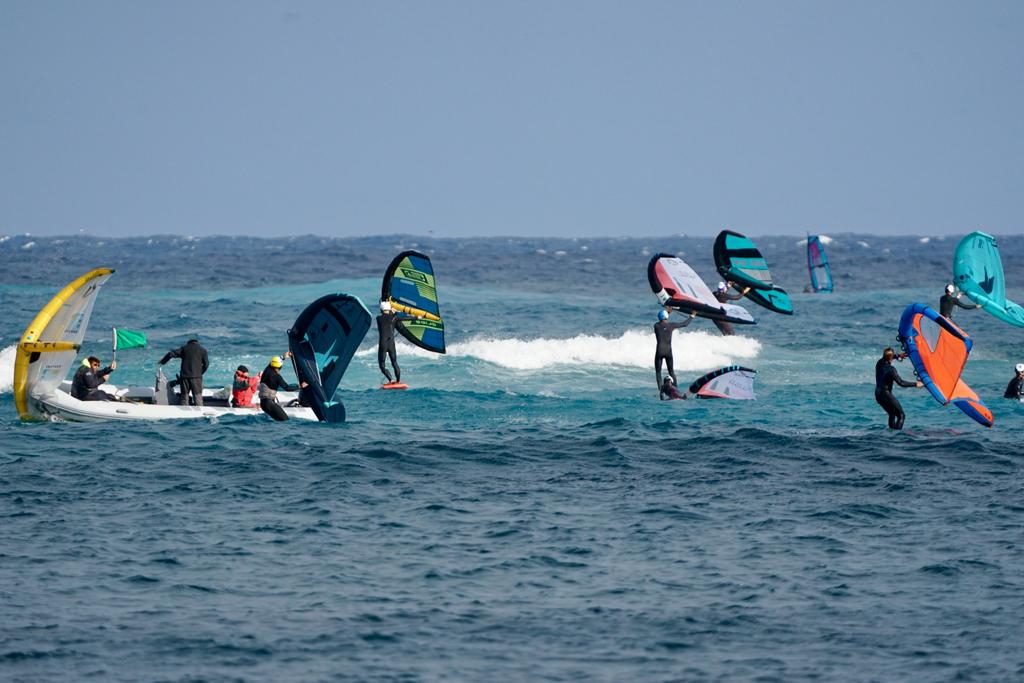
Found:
<box><xmin>713</xmin><ymin>231</ymin><xmax>793</xmax><ymax>315</ymax></box>
<box><xmin>953</xmin><ymin>231</ymin><xmax>1024</xmax><ymax>327</ymax></box>
<box><xmin>288</xmin><ymin>294</ymin><xmax>372</xmax><ymax>423</ymax></box>
<box><xmin>381</xmin><ymin>250</ymin><xmax>446</xmax><ymax>354</ymax></box>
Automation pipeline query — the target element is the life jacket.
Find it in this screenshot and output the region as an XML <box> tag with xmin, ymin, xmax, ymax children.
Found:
<box><xmin>232</xmin><ymin>371</ymin><xmax>260</xmax><ymax>407</ymax></box>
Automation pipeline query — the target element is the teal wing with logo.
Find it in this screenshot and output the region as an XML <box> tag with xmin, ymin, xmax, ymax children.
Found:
<box><xmin>953</xmin><ymin>231</ymin><xmax>1024</xmax><ymax>327</ymax></box>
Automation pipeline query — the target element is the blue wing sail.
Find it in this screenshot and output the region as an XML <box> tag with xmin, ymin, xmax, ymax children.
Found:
<box><xmin>288</xmin><ymin>293</ymin><xmax>372</xmax><ymax>423</ymax></box>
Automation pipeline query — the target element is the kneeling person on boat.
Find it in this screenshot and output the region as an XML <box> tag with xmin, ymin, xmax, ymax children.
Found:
<box><xmin>258</xmin><ymin>353</ymin><xmax>308</xmax><ymax>421</ymax></box>
<box><xmin>71</xmin><ymin>356</ymin><xmax>118</xmax><ymax>401</ymax></box>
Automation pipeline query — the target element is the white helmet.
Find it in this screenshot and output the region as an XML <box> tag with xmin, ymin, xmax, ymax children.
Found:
<box><xmin>1016</xmin><ymin>363</ymin><xmax>1024</xmax><ymax>373</ymax></box>
<box><xmin>380</xmin><ymin>300</ymin><xmax>392</xmax><ymax>312</ymax></box>
<box><xmin>945</xmin><ymin>284</ymin><xmax>955</xmax><ymax>294</ymax></box>
<box><xmin>717</xmin><ymin>281</ymin><xmax>727</xmax><ymax>292</ymax></box>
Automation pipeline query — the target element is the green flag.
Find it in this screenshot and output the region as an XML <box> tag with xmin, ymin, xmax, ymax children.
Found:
<box><xmin>112</xmin><ymin>328</ymin><xmax>147</xmax><ymax>351</ymax></box>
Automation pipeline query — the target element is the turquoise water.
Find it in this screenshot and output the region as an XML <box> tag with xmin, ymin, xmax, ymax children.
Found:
<box><xmin>1</xmin><ymin>234</ymin><xmax>1023</xmax><ymax>680</ymax></box>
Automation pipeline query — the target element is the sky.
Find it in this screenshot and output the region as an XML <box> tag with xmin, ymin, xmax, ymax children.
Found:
<box><xmin>1</xmin><ymin>1</ymin><xmax>1022</xmax><ymax>238</ymax></box>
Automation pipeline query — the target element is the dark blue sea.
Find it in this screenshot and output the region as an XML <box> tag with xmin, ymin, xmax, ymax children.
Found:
<box><xmin>2</xmin><ymin>233</ymin><xmax>1023</xmax><ymax>681</ymax></box>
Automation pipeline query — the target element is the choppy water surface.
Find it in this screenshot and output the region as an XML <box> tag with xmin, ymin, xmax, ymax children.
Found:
<box><xmin>2</xmin><ymin>234</ymin><xmax>1023</xmax><ymax>681</ymax></box>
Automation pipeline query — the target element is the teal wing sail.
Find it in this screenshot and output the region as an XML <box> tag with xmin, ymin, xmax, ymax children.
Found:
<box><xmin>382</xmin><ymin>250</ymin><xmax>446</xmax><ymax>354</ymax></box>
<box><xmin>953</xmin><ymin>231</ymin><xmax>1024</xmax><ymax>327</ymax></box>
<box><xmin>713</xmin><ymin>230</ymin><xmax>774</xmax><ymax>290</ymax></box>
<box><xmin>288</xmin><ymin>294</ymin><xmax>372</xmax><ymax>423</ymax></box>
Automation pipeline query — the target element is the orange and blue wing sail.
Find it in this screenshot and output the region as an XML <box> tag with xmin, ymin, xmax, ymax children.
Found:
<box><xmin>897</xmin><ymin>303</ymin><xmax>993</xmax><ymax>428</ymax></box>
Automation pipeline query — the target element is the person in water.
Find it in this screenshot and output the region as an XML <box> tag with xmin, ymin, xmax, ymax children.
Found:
<box><xmin>1004</xmin><ymin>363</ymin><xmax>1024</xmax><ymax>400</ymax></box>
<box><xmin>377</xmin><ymin>299</ymin><xmax>420</xmax><ymax>385</ymax></box>
<box><xmin>939</xmin><ymin>284</ymin><xmax>979</xmax><ymax>320</ymax></box>
<box><xmin>659</xmin><ymin>375</ymin><xmax>687</xmax><ymax>401</ymax></box>
<box><xmin>712</xmin><ymin>281</ymin><xmax>751</xmax><ymax>336</ymax></box>
<box><xmin>654</xmin><ymin>308</ymin><xmax>697</xmax><ymax>389</ymax></box>
<box><xmin>875</xmin><ymin>347</ymin><xmax>922</xmax><ymax>430</ymax></box>
<box><xmin>232</xmin><ymin>365</ymin><xmax>260</xmax><ymax>408</ymax></box>
<box><xmin>159</xmin><ymin>338</ymin><xmax>209</xmax><ymax>406</ymax></box>
<box><xmin>71</xmin><ymin>356</ymin><xmax>118</xmax><ymax>401</ymax></box>
<box><xmin>258</xmin><ymin>352</ymin><xmax>308</xmax><ymax>421</ymax></box>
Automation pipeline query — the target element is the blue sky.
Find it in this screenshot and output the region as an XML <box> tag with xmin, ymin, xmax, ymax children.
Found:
<box><xmin>1</xmin><ymin>1</ymin><xmax>1021</xmax><ymax>238</ymax></box>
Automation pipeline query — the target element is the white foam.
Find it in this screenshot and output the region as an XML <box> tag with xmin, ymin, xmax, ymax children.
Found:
<box><xmin>1</xmin><ymin>344</ymin><xmax>16</xmax><ymax>394</ymax></box>
<box><xmin>361</xmin><ymin>329</ymin><xmax>760</xmax><ymax>372</ymax></box>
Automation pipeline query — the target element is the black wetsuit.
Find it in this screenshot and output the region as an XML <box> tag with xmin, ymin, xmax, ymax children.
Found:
<box><xmin>654</xmin><ymin>317</ymin><xmax>693</xmax><ymax>387</ymax></box>
<box><xmin>258</xmin><ymin>365</ymin><xmax>299</xmax><ymax>421</ymax></box>
<box><xmin>712</xmin><ymin>289</ymin><xmax>745</xmax><ymax>336</ymax></box>
<box><xmin>939</xmin><ymin>293</ymin><xmax>976</xmax><ymax>319</ymax></box>
<box><xmin>1004</xmin><ymin>375</ymin><xmax>1024</xmax><ymax>400</ymax></box>
<box><xmin>377</xmin><ymin>311</ymin><xmax>409</xmax><ymax>383</ymax></box>
<box><xmin>875</xmin><ymin>357</ymin><xmax>917</xmax><ymax>429</ymax></box>
<box><xmin>71</xmin><ymin>364</ymin><xmax>115</xmax><ymax>401</ymax></box>
<box><xmin>159</xmin><ymin>340</ymin><xmax>209</xmax><ymax>406</ymax></box>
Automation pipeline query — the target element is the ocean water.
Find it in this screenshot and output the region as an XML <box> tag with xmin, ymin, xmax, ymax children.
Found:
<box><xmin>1</xmin><ymin>233</ymin><xmax>1023</xmax><ymax>681</ymax></box>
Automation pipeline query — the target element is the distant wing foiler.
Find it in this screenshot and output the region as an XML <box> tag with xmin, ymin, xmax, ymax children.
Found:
<box><xmin>647</xmin><ymin>254</ymin><xmax>755</xmax><ymax>325</ymax></box>
<box><xmin>713</xmin><ymin>230</ymin><xmax>793</xmax><ymax>315</ymax></box>
<box><xmin>807</xmin><ymin>235</ymin><xmax>833</xmax><ymax>292</ymax></box>
<box><xmin>897</xmin><ymin>303</ymin><xmax>993</xmax><ymax>428</ymax></box>
<box><xmin>952</xmin><ymin>231</ymin><xmax>1024</xmax><ymax>327</ymax></box>
<box><xmin>688</xmin><ymin>366</ymin><xmax>757</xmax><ymax>400</ymax></box>
<box><xmin>288</xmin><ymin>293</ymin><xmax>372</xmax><ymax>423</ymax></box>
<box><xmin>382</xmin><ymin>250</ymin><xmax>446</xmax><ymax>353</ymax></box>
<box><xmin>14</xmin><ymin>268</ymin><xmax>115</xmax><ymax>420</ymax></box>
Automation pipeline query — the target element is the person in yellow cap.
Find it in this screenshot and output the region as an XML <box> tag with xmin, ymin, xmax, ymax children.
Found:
<box><xmin>257</xmin><ymin>351</ymin><xmax>308</xmax><ymax>421</ymax></box>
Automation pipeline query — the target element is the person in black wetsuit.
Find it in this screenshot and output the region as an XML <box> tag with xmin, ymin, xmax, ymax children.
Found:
<box><xmin>258</xmin><ymin>352</ymin><xmax>308</xmax><ymax>421</ymax></box>
<box><xmin>939</xmin><ymin>284</ymin><xmax>979</xmax><ymax>320</ymax></box>
<box><xmin>654</xmin><ymin>308</ymin><xmax>696</xmax><ymax>389</ymax></box>
<box><xmin>159</xmin><ymin>338</ymin><xmax>209</xmax><ymax>406</ymax></box>
<box><xmin>875</xmin><ymin>347</ymin><xmax>922</xmax><ymax>429</ymax></box>
<box><xmin>712</xmin><ymin>281</ymin><xmax>750</xmax><ymax>336</ymax></box>
<box><xmin>377</xmin><ymin>300</ymin><xmax>418</xmax><ymax>385</ymax></box>
<box><xmin>1004</xmin><ymin>363</ymin><xmax>1024</xmax><ymax>400</ymax></box>
<box><xmin>71</xmin><ymin>356</ymin><xmax>118</xmax><ymax>401</ymax></box>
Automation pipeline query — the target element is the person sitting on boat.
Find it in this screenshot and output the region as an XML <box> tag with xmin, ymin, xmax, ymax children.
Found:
<box><xmin>712</xmin><ymin>281</ymin><xmax>750</xmax><ymax>336</ymax></box>
<box><xmin>159</xmin><ymin>338</ymin><xmax>209</xmax><ymax>407</ymax></box>
<box><xmin>1004</xmin><ymin>363</ymin><xmax>1024</xmax><ymax>400</ymax></box>
<box><xmin>258</xmin><ymin>352</ymin><xmax>308</xmax><ymax>421</ymax></box>
<box><xmin>71</xmin><ymin>356</ymin><xmax>118</xmax><ymax>401</ymax></box>
<box><xmin>939</xmin><ymin>284</ymin><xmax>979</xmax><ymax>320</ymax></box>
<box><xmin>232</xmin><ymin>365</ymin><xmax>260</xmax><ymax>408</ymax></box>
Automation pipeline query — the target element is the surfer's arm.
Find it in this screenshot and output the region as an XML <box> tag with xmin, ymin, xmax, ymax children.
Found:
<box><xmin>891</xmin><ymin>368</ymin><xmax>918</xmax><ymax>388</ymax></box>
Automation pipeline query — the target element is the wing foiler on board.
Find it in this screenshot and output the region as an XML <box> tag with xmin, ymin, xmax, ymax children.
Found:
<box><xmin>647</xmin><ymin>253</ymin><xmax>755</xmax><ymax>325</ymax></box>
<box><xmin>952</xmin><ymin>231</ymin><xmax>1024</xmax><ymax>328</ymax></box>
<box><xmin>897</xmin><ymin>303</ymin><xmax>993</xmax><ymax>428</ymax></box>
<box><xmin>688</xmin><ymin>366</ymin><xmax>757</xmax><ymax>400</ymax></box>
<box><xmin>288</xmin><ymin>294</ymin><xmax>372</xmax><ymax>422</ymax></box>
<box><xmin>713</xmin><ymin>230</ymin><xmax>793</xmax><ymax>315</ymax></box>
<box><xmin>381</xmin><ymin>250</ymin><xmax>446</xmax><ymax>354</ymax></box>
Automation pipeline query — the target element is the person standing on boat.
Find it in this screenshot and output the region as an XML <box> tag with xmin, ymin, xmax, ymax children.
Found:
<box><xmin>258</xmin><ymin>352</ymin><xmax>308</xmax><ymax>421</ymax></box>
<box><xmin>159</xmin><ymin>338</ymin><xmax>209</xmax><ymax>407</ymax></box>
<box><xmin>71</xmin><ymin>356</ymin><xmax>118</xmax><ymax>401</ymax></box>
